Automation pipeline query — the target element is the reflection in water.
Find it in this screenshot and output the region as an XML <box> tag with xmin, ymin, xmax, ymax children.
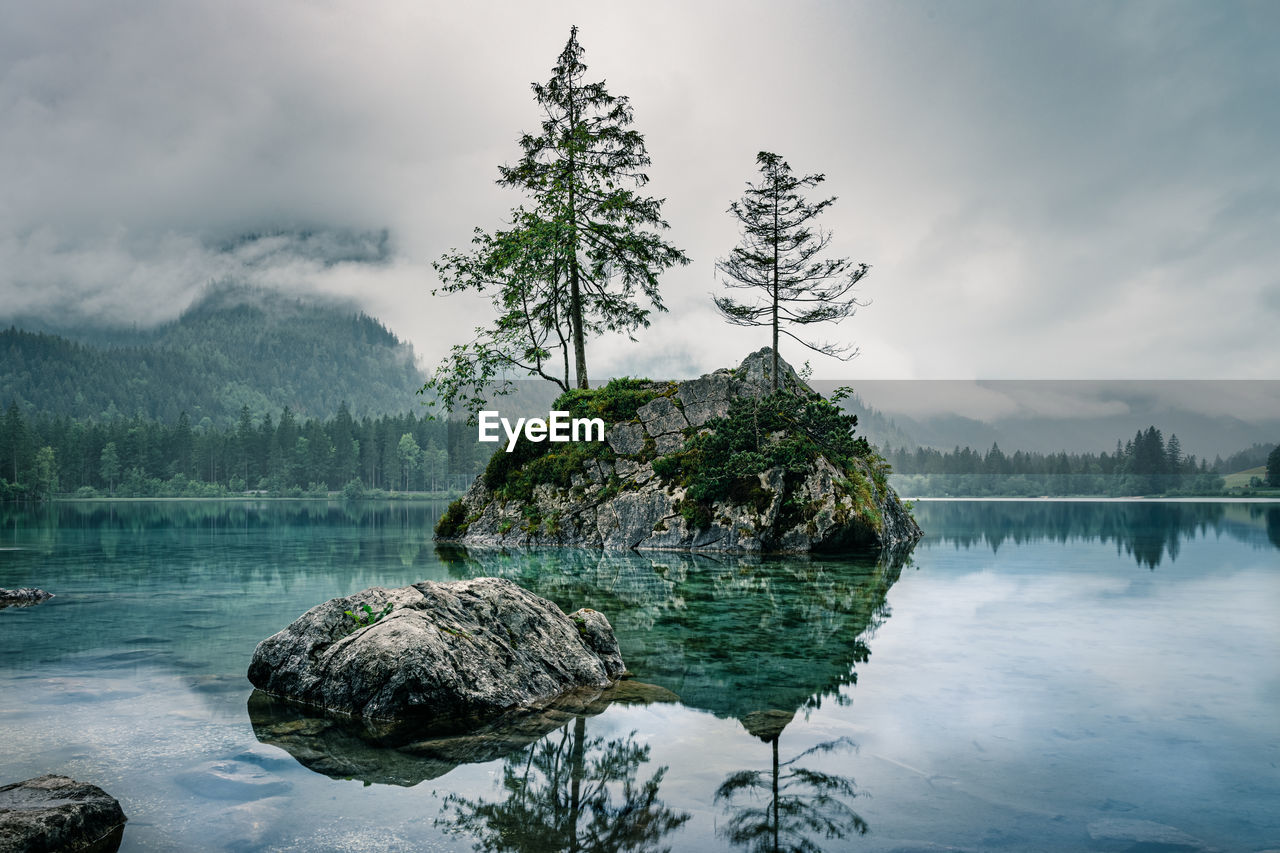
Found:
<box><xmin>717</xmin><ymin>715</ymin><xmax>865</xmax><ymax>853</ymax></box>
<box><xmin>0</xmin><ymin>497</ymin><xmax>448</xmax><ymax>532</ymax></box>
<box><xmin>438</xmin><ymin>547</ymin><xmax>905</xmax><ymax>725</ymax></box>
<box><xmin>914</xmin><ymin>500</ymin><xmax>1280</xmax><ymax>568</ymax></box>
<box><xmin>0</xmin><ymin>500</ymin><xmax>443</xmax><ymax>671</ymax></box>
<box><xmin>438</xmin><ymin>715</ymin><xmax>690</xmax><ymax>853</ymax></box>
<box><xmin>248</xmin><ymin>681</ymin><xmax>679</xmax><ymax>787</ymax></box>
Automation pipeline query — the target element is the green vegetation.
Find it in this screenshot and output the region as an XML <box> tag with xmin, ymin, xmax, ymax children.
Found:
<box><xmin>421</xmin><ymin>26</ymin><xmax>688</xmax><ymax>417</ymax></box>
<box><xmin>435</xmin><ymin>499</ymin><xmax>470</xmax><ymax>539</ymax></box>
<box><xmin>1223</xmin><ymin>466</ymin><xmax>1267</xmax><ymax>490</ymax></box>
<box><xmin>653</xmin><ymin>391</ymin><xmax>875</xmax><ymax>528</ymax></box>
<box><xmin>477</xmin><ymin>378</ymin><xmax>665</xmax><ymax>506</ymax></box>
<box><xmin>344</xmin><ymin>602</ymin><xmax>394</xmax><ymax>633</ymax></box>
<box><xmin>1</xmin><ymin>284</ymin><xmax>424</xmax><ymax>425</ymax></box>
<box><xmin>713</xmin><ymin>152</ymin><xmax>870</xmax><ymax>389</ymax></box>
<box><xmin>0</xmin><ymin>398</ymin><xmax>491</xmax><ymax>501</ymax></box>
<box><xmin>886</xmin><ymin>425</ymin><xmax>1229</xmax><ymax>497</ymax></box>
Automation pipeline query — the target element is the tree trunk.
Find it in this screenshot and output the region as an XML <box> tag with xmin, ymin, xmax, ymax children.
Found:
<box><xmin>772</xmin><ymin>182</ymin><xmax>781</xmax><ymax>392</ymax></box>
<box><xmin>566</xmin><ymin>84</ymin><xmax>589</xmax><ymax>390</ymax></box>
<box><xmin>568</xmin><ymin>715</ymin><xmax>587</xmax><ymax>852</ymax></box>
<box><xmin>772</xmin><ymin>736</ymin><xmax>781</xmax><ymax>852</ymax></box>
<box><xmin>569</xmin><ymin>259</ymin><xmax>588</xmax><ymax>389</ymax></box>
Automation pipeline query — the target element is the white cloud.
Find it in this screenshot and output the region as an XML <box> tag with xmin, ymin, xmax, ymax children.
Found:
<box><xmin>1</xmin><ymin>0</ymin><xmax>1276</xmax><ymax>378</ymax></box>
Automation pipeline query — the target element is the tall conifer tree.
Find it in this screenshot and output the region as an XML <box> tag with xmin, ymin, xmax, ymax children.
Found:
<box><xmin>714</xmin><ymin>152</ymin><xmax>870</xmax><ymax>390</ymax></box>
<box><xmin>425</xmin><ymin>26</ymin><xmax>687</xmax><ymax>414</ymax></box>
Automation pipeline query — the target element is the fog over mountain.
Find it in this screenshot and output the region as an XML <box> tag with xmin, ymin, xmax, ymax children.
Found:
<box><xmin>2</xmin><ymin>1</ymin><xmax>1277</xmax><ymax>382</ymax></box>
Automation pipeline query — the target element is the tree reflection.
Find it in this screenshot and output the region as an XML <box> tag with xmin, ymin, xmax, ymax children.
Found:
<box><xmin>439</xmin><ymin>546</ymin><xmax>903</xmax><ymax>724</ymax></box>
<box><xmin>913</xmin><ymin>500</ymin><xmax>1280</xmax><ymax>568</ymax></box>
<box><xmin>714</xmin><ymin>709</ymin><xmax>865</xmax><ymax>853</ymax></box>
<box><xmin>439</xmin><ymin>716</ymin><xmax>689</xmax><ymax>853</ymax></box>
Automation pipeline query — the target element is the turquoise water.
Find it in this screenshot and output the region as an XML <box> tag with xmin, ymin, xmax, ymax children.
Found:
<box><xmin>1</xmin><ymin>499</ymin><xmax>1277</xmax><ymax>852</ymax></box>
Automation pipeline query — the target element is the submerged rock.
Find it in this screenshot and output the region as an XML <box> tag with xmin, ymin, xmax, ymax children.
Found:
<box><xmin>0</xmin><ymin>588</ymin><xmax>53</xmax><ymax>609</ymax></box>
<box><xmin>247</xmin><ymin>577</ymin><xmax>624</xmax><ymax>725</ymax></box>
<box><xmin>439</xmin><ymin>348</ymin><xmax>922</xmax><ymax>554</ymax></box>
<box><xmin>0</xmin><ymin>775</ymin><xmax>126</xmax><ymax>853</ymax></box>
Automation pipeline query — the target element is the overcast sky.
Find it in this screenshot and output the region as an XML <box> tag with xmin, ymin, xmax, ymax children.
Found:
<box><xmin>2</xmin><ymin>0</ymin><xmax>1276</xmax><ymax>380</ymax></box>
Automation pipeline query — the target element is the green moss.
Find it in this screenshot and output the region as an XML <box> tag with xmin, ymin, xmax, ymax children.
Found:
<box><xmin>554</xmin><ymin>377</ymin><xmax>664</xmax><ymax>423</ymax></box>
<box><xmin>476</xmin><ymin>378</ymin><xmax>667</xmax><ymax>504</ymax></box>
<box><xmin>675</xmin><ymin>497</ymin><xmax>714</xmax><ymax>530</ymax></box>
<box><xmin>435</xmin><ymin>499</ymin><xmax>469</xmax><ymax>538</ymax></box>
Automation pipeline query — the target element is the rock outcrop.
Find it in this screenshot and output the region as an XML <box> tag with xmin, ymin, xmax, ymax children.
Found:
<box><xmin>0</xmin><ymin>588</ymin><xmax>53</xmax><ymax>608</ymax></box>
<box><xmin>247</xmin><ymin>578</ymin><xmax>624</xmax><ymax>724</ymax></box>
<box><xmin>440</xmin><ymin>349</ymin><xmax>921</xmax><ymax>553</ymax></box>
<box><xmin>0</xmin><ymin>775</ymin><xmax>126</xmax><ymax>853</ymax></box>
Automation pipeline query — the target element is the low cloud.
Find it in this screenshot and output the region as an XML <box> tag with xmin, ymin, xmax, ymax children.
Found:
<box><xmin>1</xmin><ymin>1</ymin><xmax>1276</xmax><ymax>379</ymax></box>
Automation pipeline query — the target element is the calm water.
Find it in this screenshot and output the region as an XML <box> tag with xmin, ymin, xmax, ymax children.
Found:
<box><xmin>1</xmin><ymin>499</ymin><xmax>1277</xmax><ymax>852</ymax></box>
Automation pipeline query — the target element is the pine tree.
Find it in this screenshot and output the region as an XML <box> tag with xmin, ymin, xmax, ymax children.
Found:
<box><xmin>1267</xmin><ymin>444</ymin><xmax>1280</xmax><ymax>487</ymax></box>
<box><xmin>1</xmin><ymin>401</ymin><xmax>28</xmax><ymax>484</ymax></box>
<box><xmin>100</xmin><ymin>442</ymin><xmax>121</xmax><ymax>495</ymax></box>
<box><xmin>424</xmin><ymin>26</ymin><xmax>688</xmax><ymax>413</ymax></box>
<box><xmin>714</xmin><ymin>152</ymin><xmax>870</xmax><ymax>391</ymax></box>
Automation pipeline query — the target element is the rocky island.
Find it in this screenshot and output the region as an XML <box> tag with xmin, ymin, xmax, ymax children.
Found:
<box><xmin>437</xmin><ymin>349</ymin><xmax>921</xmax><ymax>553</ymax></box>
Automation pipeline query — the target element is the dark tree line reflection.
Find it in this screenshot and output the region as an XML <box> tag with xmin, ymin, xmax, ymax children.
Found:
<box><xmin>913</xmin><ymin>500</ymin><xmax>1280</xmax><ymax>568</ymax></box>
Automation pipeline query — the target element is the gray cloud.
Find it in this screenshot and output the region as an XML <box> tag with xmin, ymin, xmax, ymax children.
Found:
<box><xmin>1</xmin><ymin>0</ymin><xmax>1275</xmax><ymax>377</ymax></box>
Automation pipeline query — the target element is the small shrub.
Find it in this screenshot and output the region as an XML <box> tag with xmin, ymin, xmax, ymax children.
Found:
<box><xmin>435</xmin><ymin>499</ymin><xmax>468</xmax><ymax>538</ymax></box>
<box><xmin>344</xmin><ymin>601</ymin><xmax>394</xmax><ymax>633</ymax></box>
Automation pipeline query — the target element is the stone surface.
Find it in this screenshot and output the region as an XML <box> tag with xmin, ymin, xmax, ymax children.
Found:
<box><xmin>0</xmin><ymin>775</ymin><xmax>126</xmax><ymax>853</ymax></box>
<box><xmin>606</xmin><ymin>422</ymin><xmax>646</xmax><ymax>456</ymax></box>
<box><xmin>247</xmin><ymin>577</ymin><xmax>624</xmax><ymax>724</ymax></box>
<box><xmin>0</xmin><ymin>588</ymin><xmax>53</xmax><ymax>609</ymax></box>
<box><xmin>635</xmin><ymin>396</ymin><xmax>688</xmax><ymax>436</ymax></box>
<box><xmin>444</xmin><ymin>348</ymin><xmax>922</xmax><ymax>554</ymax></box>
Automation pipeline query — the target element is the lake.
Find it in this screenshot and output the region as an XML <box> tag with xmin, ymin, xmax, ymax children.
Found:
<box><xmin>1</xmin><ymin>499</ymin><xmax>1277</xmax><ymax>852</ymax></box>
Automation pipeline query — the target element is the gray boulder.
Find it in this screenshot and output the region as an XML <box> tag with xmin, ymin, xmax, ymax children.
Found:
<box><xmin>247</xmin><ymin>578</ymin><xmax>624</xmax><ymax>724</ymax></box>
<box><xmin>0</xmin><ymin>775</ymin><xmax>126</xmax><ymax>853</ymax></box>
<box><xmin>0</xmin><ymin>588</ymin><xmax>53</xmax><ymax>609</ymax></box>
<box><xmin>442</xmin><ymin>348</ymin><xmax>922</xmax><ymax>554</ymax></box>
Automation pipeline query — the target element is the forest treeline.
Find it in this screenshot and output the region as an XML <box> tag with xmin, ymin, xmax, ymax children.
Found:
<box><xmin>2</xmin><ymin>401</ymin><xmax>1259</xmax><ymax>502</ymax></box>
<box><xmin>0</xmin><ymin>401</ymin><xmax>491</xmax><ymax>501</ymax></box>
<box><xmin>886</xmin><ymin>425</ymin><xmax>1228</xmax><ymax>496</ymax></box>
<box><xmin>1</xmin><ymin>284</ymin><xmax>425</xmax><ymax>425</ymax></box>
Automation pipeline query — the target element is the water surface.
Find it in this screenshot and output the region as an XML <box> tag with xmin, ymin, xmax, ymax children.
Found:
<box><xmin>1</xmin><ymin>500</ymin><xmax>1277</xmax><ymax>851</ymax></box>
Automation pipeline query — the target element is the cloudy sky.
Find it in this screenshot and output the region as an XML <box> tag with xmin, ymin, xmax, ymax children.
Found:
<box><xmin>2</xmin><ymin>0</ymin><xmax>1276</xmax><ymax>380</ymax></box>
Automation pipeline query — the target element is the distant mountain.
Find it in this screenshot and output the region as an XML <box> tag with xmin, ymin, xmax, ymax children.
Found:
<box><xmin>850</xmin><ymin>380</ymin><xmax>1280</xmax><ymax>462</ymax></box>
<box><xmin>1</xmin><ymin>284</ymin><xmax>425</xmax><ymax>424</ymax></box>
